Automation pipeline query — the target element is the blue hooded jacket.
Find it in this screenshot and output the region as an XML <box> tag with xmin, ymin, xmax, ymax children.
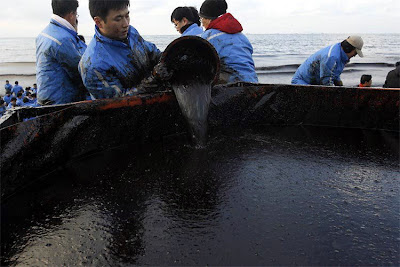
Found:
<box><xmin>182</xmin><ymin>23</ymin><xmax>203</xmax><ymax>36</ymax></box>
<box><xmin>200</xmin><ymin>13</ymin><xmax>258</xmax><ymax>83</ymax></box>
<box><xmin>36</xmin><ymin>19</ymin><xmax>87</xmax><ymax>105</ymax></box>
<box><xmin>3</xmin><ymin>94</ymin><xmax>12</xmax><ymax>104</ymax></box>
<box><xmin>12</xmin><ymin>85</ymin><xmax>23</xmax><ymax>96</ymax></box>
<box><xmin>79</xmin><ymin>26</ymin><xmax>161</xmax><ymax>99</ymax></box>
<box><xmin>0</xmin><ymin>106</ymin><xmax>5</xmax><ymax>117</ymax></box>
<box><xmin>291</xmin><ymin>43</ymin><xmax>349</xmax><ymax>86</ymax></box>
<box><xmin>4</xmin><ymin>83</ymin><xmax>12</xmax><ymax>93</ymax></box>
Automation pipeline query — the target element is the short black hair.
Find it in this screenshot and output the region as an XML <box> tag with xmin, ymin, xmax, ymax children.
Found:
<box><xmin>11</xmin><ymin>97</ymin><xmax>17</xmax><ymax>102</ymax></box>
<box><xmin>341</xmin><ymin>40</ymin><xmax>356</xmax><ymax>54</ymax></box>
<box><xmin>396</xmin><ymin>62</ymin><xmax>400</xmax><ymax>67</ymax></box>
<box><xmin>31</xmin><ymin>93</ymin><xmax>37</xmax><ymax>98</ymax></box>
<box><xmin>23</xmin><ymin>97</ymin><xmax>29</xmax><ymax>103</ymax></box>
<box><xmin>52</xmin><ymin>0</ymin><xmax>79</xmax><ymax>17</ymax></box>
<box><xmin>0</xmin><ymin>99</ymin><xmax>4</xmax><ymax>105</ymax></box>
<box><xmin>15</xmin><ymin>81</ymin><xmax>18</xmax><ymax>84</ymax></box>
<box><xmin>78</xmin><ymin>35</ymin><xmax>86</xmax><ymax>43</ymax></box>
<box><xmin>6</xmin><ymin>80</ymin><xmax>9</xmax><ymax>82</ymax></box>
<box><xmin>360</xmin><ymin>74</ymin><xmax>372</xmax><ymax>84</ymax></box>
<box><xmin>89</xmin><ymin>0</ymin><xmax>130</xmax><ymax>21</ymax></box>
<box><xmin>17</xmin><ymin>92</ymin><xmax>23</xmax><ymax>97</ymax></box>
<box><xmin>171</xmin><ymin>7</ymin><xmax>201</xmax><ymax>26</ymax></box>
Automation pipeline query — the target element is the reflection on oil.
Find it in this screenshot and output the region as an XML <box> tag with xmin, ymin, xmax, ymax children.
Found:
<box><xmin>1</xmin><ymin>126</ymin><xmax>399</xmax><ymax>266</ymax></box>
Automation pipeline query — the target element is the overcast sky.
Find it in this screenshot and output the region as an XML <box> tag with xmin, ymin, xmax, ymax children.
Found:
<box><xmin>0</xmin><ymin>0</ymin><xmax>399</xmax><ymax>37</ymax></box>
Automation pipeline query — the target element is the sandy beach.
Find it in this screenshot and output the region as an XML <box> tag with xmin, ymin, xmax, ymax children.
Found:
<box><xmin>0</xmin><ymin>62</ymin><xmax>36</xmax><ymax>96</ymax></box>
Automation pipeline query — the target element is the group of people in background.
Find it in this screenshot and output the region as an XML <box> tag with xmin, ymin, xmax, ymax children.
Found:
<box><xmin>2</xmin><ymin>0</ymin><xmax>399</xmax><ymax>114</ymax></box>
<box><xmin>1</xmin><ymin>80</ymin><xmax>39</xmax><ymax>117</ymax></box>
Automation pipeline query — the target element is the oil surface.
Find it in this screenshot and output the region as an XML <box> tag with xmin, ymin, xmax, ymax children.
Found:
<box><xmin>173</xmin><ymin>83</ymin><xmax>211</xmax><ymax>147</ymax></box>
<box><xmin>1</xmin><ymin>126</ymin><xmax>399</xmax><ymax>266</ymax></box>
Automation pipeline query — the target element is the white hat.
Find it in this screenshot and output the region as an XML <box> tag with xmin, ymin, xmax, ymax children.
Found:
<box><xmin>346</xmin><ymin>36</ymin><xmax>364</xmax><ymax>57</ymax></box>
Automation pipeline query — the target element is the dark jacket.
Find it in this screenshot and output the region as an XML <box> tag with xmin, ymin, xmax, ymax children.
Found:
<box><xmin>383</xmin><ymin>65</ymin><xmax>400</xmax><ymax>88</ymax></box>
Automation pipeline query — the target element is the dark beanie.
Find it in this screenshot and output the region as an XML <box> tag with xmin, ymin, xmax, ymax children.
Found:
<box><xmin>199</xmin><ymin>0</ymin><xmax>228</xmax><ymax>19</ymax></box>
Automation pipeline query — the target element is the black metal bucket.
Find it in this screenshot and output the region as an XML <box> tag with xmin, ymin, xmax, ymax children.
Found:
<box><xmin>154</xmin><ymin>36</ymin><xmax>220</xmax><ymax>86</ymax></box>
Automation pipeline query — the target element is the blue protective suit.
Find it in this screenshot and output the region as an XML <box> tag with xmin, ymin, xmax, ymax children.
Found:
<box><xmin>7</xmin><ymin>103</ymin><xmax>15</xmax><ymax>110</ymax></box>
<box><xmin>4</xmin><ymin>83</ymin><xmax>12</xmax><ymax>93</ymax></box>
<box><xmin>12</xmin><ymin>85</ymin><xmax>23</xmax><ymax>95</ymax></box>
<box><xmin>182</xmin><ymin>23</ymin><xmax>203</xmax><ymax>36</ymax></box>
<box><xmin>27</xmin><ymin>99</ymin><xmax>40</xmax><ymax>107</ymax></box>
<box><xmin>0</xmin><ymin>106</ymin><xmax>6</xmax><ymax>117</ymax></box>
<box><xmin>36</xmin><ymin>19</ymin><xmax>87</xmax><ymax>105</ymax></box>
<box><xmin>291</xmin><ymin>43</ymin><xmax>349</xmax><ymax>86</ymax></box>
<box><xmin>3</xmin><ymin>95</ymin><xmax>12</xmax><ymax>105</ymax></box>
<box><xmin>79</xmin><ymin>26</ymin><xmax>161</xmax><ymax>99</ymax></box>
<box><xmin>16</xmin><ymin>97</ymin><xmax>23</xmax><ymax>106</ymax></box>
<box><xmin>200</xmin><ymin>13</ymin><xmax>258</xmax><ymax>83</ymax></box>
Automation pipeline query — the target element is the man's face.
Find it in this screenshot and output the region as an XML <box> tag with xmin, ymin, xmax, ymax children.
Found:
<box><xmin>96</xmin><ymin>7</ymin><xmax>130</xmax><ymax>40</ymax></box>
<box><xmin>172</xmin><ymin>18</ymin><xmax>186</xmax><ymax>33</ymax></box>
<box><xmin>348</xmin><ymin>50</ymin><xmax>357</xmax><ymax>59</ymax></box>
<box><xmin>200</xmin><ymin>17</ymin><xmax>211</xmax><ymax>29</ymax></box>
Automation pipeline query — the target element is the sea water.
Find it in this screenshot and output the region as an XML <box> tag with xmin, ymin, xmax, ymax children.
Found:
<box><xmin>0</xmin><ymin>33</ymin><xmax>399</xmax><ymax>93</ymax></box>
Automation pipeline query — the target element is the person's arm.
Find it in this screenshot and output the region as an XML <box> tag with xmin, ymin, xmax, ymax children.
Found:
<box><xmin>320</xmin><ymin>56</ymin><xmax>341</xmax><ymax>86</ymax></box>
<box><xmin>56</xmin><ymin>40</ymin><xmax>84</xmax><ymax>83</ymax></box>
<box><xmin>79</xmin><ymin>60</ymin><xmax>125</xmax><ymax>99</ymax></box>
<box><xmin>143</xmin><ymin>39</ymin><xmax>162</xmax><ymax>68</ymax></box>
<box><xmin>334</xmin><ymin>80</ymin><xmax>343</xmax><ymax>86</ymax></box>
<box><xmin>56</xmin><ymin>39</ymin><xmax>89</xmax><ymax>99</ymax></box>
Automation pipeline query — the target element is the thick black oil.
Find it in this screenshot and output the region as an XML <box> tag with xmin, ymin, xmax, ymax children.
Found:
<box><xmin>173</xmin><ymin>83</ymin><xmax>211</xmax><ymax>147</ymax></box>
<box><xmin>1</xmin><ymin>126</ymin><xmax>399</xmax><ymax>266</ymax></box>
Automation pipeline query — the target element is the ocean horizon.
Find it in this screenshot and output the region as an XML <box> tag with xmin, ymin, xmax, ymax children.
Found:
<box><xmin>0</xmin><ymin>33</ymin><xmax>399</xmax><ymax>91</ymax></box>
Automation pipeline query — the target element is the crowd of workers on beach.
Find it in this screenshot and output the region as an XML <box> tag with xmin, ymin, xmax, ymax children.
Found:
<box><xmin>0</xmin><ymin>80</ymin><xmax>39</xmax><ymax>117</ymax></box>
<box><xmin>1</xmin><ymin>0</ymin><xmax>400</xmax><ymax>116</ymax></box>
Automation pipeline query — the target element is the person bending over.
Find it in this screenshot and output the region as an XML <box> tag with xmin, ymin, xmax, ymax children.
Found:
<box><xmin>79</xmin><ymin>0</ymin><xmax>161</xmax><ymax>99</ymax></box>
<box><xmin>292</xmin><ymin>36</ymin><xmax>364</xmax><ymax>86</ymax></box>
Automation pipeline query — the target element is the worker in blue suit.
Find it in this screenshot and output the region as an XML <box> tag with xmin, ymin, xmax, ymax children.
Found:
<box><xmin>0</xmin><ymin>100</ymin><xmax>6</xmax><ymax>117</ymax></box>
<box><xmin>11</xmin><ymin>81</ymin><xmax>23</xmax><ymax>96</ymax></box>
<box><xmin>292</xmin><ymin>36</ymin><xmax>364</xmax><ymax>86</ymax></box>
<box><xmin>171</xmin><ymin>7</ymin><xmax>203</xmax><ymax>36</ymax></box>
<box><xmin>199</xmin><ymin>0</ymin><xmax>258</xmax><ymax>84</ymax></box>
<box><xmin>36</xmin><ymin>0</ymin><xmax>87</xmax><ymax>105</ymax></box>
<box><xmin>4</xmin><ymin>80</ymin><xmax>13</xmax><ymax>94</ymax></box>
<box><xmin>3</xmin><ymin>92</ymin><xmax>12</xmax><ymax>105</ymax></box>
<box><xmin>79</xmin><ymin>0</ymin><xmax>161</xmax><ymax>99</ymax></box>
